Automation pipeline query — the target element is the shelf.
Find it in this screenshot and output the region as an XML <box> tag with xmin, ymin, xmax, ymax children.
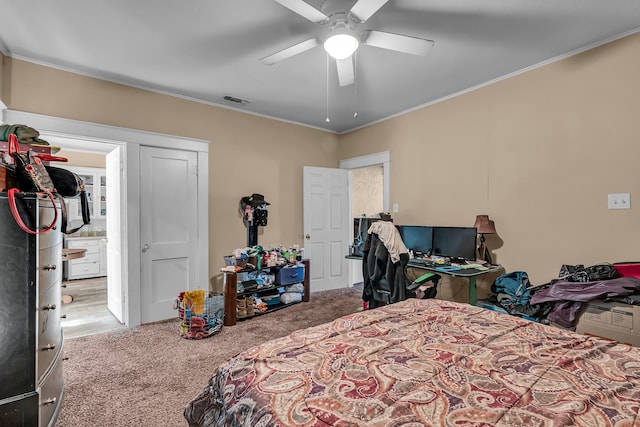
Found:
<box><xmin>223</xmin><ymin>259</ymin><xmax>310</xmax><ymax>326</ymax></box>
<box><xmin>236</xmin><ymin>300</ymin><xmax>302</xmax><ymax>321</ymax></box>
<box><xmin>238</xmin><ymin>285</ymin><xmax>283</xmax><ymax>298</ymax></box>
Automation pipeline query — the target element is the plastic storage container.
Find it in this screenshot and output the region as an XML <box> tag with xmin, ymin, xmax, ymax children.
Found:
<box><xmin>275</xmin><ymin>264</ymin><xmax>305</xmax><ymax>285</ymax></box>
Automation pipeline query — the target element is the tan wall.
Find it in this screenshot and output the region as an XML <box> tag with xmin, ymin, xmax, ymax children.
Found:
<box><xmin>57</xmin><ymin>149</ymin><xmax>106</xmax><ymax>168</ymax></box>
<box><xmin>3</xmin><ymin>33</ymin><xmax>639</xmax><ymax>288</ymax></box>
<box><xmin>339</xmin><ymin>33</ymin><xmax>640</xmax><ymax>284</ymax></box>
<box><xmin>1</xmin><ymin>58</ymin><xmax>340</xmax><ymax>290</ymax></box>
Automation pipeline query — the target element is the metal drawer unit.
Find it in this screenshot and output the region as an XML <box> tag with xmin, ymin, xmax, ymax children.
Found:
<box><xmin>0</xmin><ymin>193</ymin><xmax>64</xmax><ymax>427</ymax></box>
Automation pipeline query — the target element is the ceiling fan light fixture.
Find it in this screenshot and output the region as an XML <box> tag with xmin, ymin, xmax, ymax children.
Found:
<box><xmin>324</xmin><ymin>33</ymin><xmax>359</xmax><ymax>60</ymax></box>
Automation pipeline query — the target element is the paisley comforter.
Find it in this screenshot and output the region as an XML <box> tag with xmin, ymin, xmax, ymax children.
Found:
<box><xmin>184</xmin><ymin>298</ymin><xmax>640</xmax><ymax>426</ymax></box>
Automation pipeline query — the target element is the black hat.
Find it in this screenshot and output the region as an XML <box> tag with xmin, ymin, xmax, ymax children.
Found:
<box><xmin>243</xmin><ymin>193</ymin><xmax>270</xmax><ymax>207</ymax></box>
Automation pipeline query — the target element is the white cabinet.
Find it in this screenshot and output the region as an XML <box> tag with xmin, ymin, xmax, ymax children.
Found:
<box><xmin>65</xmin><ymin>166</ymin><xmax>107</xmax><ymax>221</ymax></box>
<box><xmin>64</xmin><ymin>236</ymin><xmax>108</xmax><ymax>280</ymax></box>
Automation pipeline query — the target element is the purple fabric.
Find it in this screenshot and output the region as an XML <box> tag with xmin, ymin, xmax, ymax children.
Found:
<box><xmin>530</xmin><ymin>276</ymin><xmax>640</xmax><ymax>328</ymax></box>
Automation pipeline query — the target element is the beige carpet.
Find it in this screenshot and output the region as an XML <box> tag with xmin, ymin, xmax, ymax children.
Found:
<box><xmin>57</xmin><ymin>287</ymin><xmax>362</xmax><ymax>427</ymax></box>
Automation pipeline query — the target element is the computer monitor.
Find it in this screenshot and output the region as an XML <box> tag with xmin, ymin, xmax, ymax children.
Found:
<box><xmin>397</xmin><ymin>225</ymin><xmax>433</xmax><ymax>256</ymax></box>
<box><xmin>432</xmin><ymin>227</ymin><xmax>477</xmax><ymax>260</ymax></box>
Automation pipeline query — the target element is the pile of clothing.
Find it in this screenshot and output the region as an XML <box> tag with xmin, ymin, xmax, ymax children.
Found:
<box><xmin>487</xmin><ymin>263</ymin><xmax>640</xmax><ymax>329</ymax></box>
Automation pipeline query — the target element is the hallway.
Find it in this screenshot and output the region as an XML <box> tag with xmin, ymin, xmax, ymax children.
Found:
<box><xmin>61</xmin><ymin>277</ymin><xmax>126</xmax><ymax>339</ymax></box>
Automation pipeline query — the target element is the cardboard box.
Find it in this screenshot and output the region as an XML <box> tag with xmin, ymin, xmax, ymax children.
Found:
<box><xmin>575</xmin><ymin>300</ymin><xmax>640</xmax><ymax>347</ymax></box>
<box><xmin>405</xmin><ymin>265</ymin><xmax>505</xmax><ymax>304</ymax></box>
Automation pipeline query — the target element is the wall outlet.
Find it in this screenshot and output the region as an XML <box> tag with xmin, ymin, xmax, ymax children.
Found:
<box><xmin>393</xmin><ymin>203</ymin><xmax>399</xmax><ymax>213</ymax></box>
<box><xmin>608</xmin><ymin>193</ymin><xmax>631</xmax><ymax>210</ymax></box>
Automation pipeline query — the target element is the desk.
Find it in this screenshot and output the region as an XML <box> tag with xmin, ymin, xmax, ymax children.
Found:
<box><xmin>407</xmin><ymin>262</ymin><xmax>503</xmax><ymax>305</ymax></box>
<box><xmin>348</xmin><ymin>255</ymin><xmax>502</xmax><ymax>305</ymax></box>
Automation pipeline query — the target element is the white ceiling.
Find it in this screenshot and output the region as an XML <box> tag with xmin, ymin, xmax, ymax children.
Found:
<box><xmin>0</xmin><ymin>0</ymin><xmax>639</xmax><ymax>134</ymax></box>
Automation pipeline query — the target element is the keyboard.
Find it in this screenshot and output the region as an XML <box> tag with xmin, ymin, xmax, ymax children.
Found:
<box><xmin>409</xmin><ymin>258</ymin><xmax>443</xmax><ymax>268</ymax></box>
<box><xmin>452</xmin><ymin>268</ymin><xmax>484</xmax><ymax>275</ymax></box>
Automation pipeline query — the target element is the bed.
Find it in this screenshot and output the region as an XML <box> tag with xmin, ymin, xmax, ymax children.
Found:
<box><xmin>184</xmin><ymin>298</ymin><xmax>640</xmax><ymax>426</ymax></box>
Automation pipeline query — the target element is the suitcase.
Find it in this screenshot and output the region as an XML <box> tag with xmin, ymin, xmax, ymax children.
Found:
<box><xmin>613</xmin><ymin>262</ymin><xmax>640</xmax><ymax>278</ymax></box>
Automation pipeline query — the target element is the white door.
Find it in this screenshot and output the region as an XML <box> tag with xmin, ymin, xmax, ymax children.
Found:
<box><xmin>140</xmin><ymin>146</ymin><xmax>199</xmax><ymax>323</ymax></box>
<box><xmin>106</xmin><ymin>147</ymin><xmax>124</xmax><ymax>322</ymax></box>
<box><xmin>303</xmin><ymin>166</ymin><xmax>350</xmax><ymax>291</ymax></box>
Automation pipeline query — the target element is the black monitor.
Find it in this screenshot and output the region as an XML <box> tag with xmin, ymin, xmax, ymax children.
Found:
<box><xmin>432</xmin><ymin>227</ymin><xmax>477</xmax><ymax>260</ymax></box>
<box><xmin>397</xmin><ymin>225</ymin><xmax>433</xmax><ymax>255</ymax></box>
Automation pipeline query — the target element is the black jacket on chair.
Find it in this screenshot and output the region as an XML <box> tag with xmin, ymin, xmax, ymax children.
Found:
<box><xmin>362</xmin><ymin>231</ymin><xmax>411</xmax><ymax>307</ymax></box>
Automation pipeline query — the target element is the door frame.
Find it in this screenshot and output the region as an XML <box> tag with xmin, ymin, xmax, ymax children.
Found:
<box><xmin>2</xmin><ymin>109</ymin><xmax>209</xmax><ymax>327</ymax></box>
<box><xmin>339</xmin><ymin>151</ymin><xmax>390</xmax><ymax>213</ymax></box>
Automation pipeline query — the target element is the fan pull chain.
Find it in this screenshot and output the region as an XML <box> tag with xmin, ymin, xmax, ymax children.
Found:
<box><xmin>325</xmin><ymin>53</ymin><xmax>330</xmax><ymax>123</ymax></box>
<box><xmin>353</xmin><ymin>51</ymin><xmax>358</xmax><ymax>119</ymax></box>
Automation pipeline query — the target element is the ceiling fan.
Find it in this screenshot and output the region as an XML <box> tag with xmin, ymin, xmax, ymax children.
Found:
<box><xmin>260</xmin><ymin>0</ymin><xmax>435</xmax><ymax>87</ymax></box>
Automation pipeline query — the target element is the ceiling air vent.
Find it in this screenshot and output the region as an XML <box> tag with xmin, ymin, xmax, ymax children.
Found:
<box><xmin>223</xmin><ymin>95</ymin><xmax>251</xmax><ymax>105</ymax></box>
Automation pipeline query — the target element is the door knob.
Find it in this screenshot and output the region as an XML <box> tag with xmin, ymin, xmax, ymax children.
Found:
<box><xmin>305</xmin><ymin>234</ymin><xmax>310</xmax><ymax>240</ymax></box>
<box><xmin>142</xmin><ymin>244</ymin><xmax>150</xmax><ymax>253</ymax></box>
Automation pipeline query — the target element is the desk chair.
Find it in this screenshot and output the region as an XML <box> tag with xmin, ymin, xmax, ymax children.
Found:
<box><xmin>407</xmin><ymin>271</ymin><xmax>441</xmax><ymax>299</ymax></box>
<box><xmin>362</xmin><ymin>226</ymin><xmax>440</xmax><ymax>309</ymax></box>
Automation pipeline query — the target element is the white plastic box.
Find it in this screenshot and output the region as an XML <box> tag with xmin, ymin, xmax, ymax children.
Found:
<box><xmin>575</xmin><ymin>300</ymin><xmax>640</xmax><ymax>347</ymax></box>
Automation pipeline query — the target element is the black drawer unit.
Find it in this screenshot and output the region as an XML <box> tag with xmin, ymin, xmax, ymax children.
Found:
<box><xmin>0</xmin><ymin>193</ymin><xmax>64</xmax><ymax>427</ymax></box>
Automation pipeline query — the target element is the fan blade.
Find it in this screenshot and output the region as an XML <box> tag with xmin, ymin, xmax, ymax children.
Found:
<box><xmin>350</xmin><ymin>0</ymin><xmax>389</xmax><ymax>22</ymax></box>
<box><xmin>260</xmin><ymin>38</ymin><xmax>319</xmax><ymax>65</ymax></box>
<box><xmin>362</xmin><ymin>30</ymin><xmax>434</xmax><ymax>56</ymax></box>
<box><xmin>273</xmin><ymin>0</ymin><xmax>328</xmax><ymax>24</ymax></box>
<box><xmin>336</xmin><ymin>57</ymin><xmax>354</xmax><ymax>87</ymax></box>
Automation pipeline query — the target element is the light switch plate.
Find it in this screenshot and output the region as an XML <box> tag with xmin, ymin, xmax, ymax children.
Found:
<box><xmin>393</xmin><ymin>203</ymin><xmax>399</xmax><ymax>213</ymax></box>
<box><xmin>608</xmin><ymin>193</ymin><xmax>631</xmax><ymax>209</ymax></box>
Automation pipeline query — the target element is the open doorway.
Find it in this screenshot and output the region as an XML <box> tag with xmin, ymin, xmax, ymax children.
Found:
<box><xmin>339</xmin><ymin>151</ymin><xmax>390</xmax><ymax>287</ymax></box>
<box><xmin>351</xmin><ymin>166</ymin><xmax>384</xmax><ymax>218</ymax></box>
<box><xmin>4</xmin><ymin>108</ymin><xmax>210</xmax><ymax>329</ymax></box>
<box><xmin>55</xmin><ymin>147</ymin><xmax>126</xmax><ymax>338</ymax></box>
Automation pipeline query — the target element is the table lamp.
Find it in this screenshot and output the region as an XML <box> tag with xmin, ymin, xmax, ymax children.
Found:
<box><xmin>473</xmin><ymin>214</ymin><xmax>496</xmax><ymax>263</ymax></box>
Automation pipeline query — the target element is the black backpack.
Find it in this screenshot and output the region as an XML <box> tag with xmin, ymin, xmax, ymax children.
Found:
<box><xmin>559</xmin><ymin>263</ymin><xmax>620</xmax><ymax>282</ymax></box>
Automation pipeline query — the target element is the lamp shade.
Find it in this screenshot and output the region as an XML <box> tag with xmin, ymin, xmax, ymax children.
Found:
<box><xmin>473</xmin><ymin>215</ymin><xmax>496</xmax><ymax>234</ymax></box>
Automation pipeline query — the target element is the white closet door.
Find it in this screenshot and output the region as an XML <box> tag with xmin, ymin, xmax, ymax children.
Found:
<box><xmin>139</xmin><ymin>146</ymin><xmax>199</xmax><ymax>323</ymax></box>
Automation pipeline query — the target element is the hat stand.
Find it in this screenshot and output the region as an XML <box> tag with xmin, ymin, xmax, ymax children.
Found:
<box><xmin>241</xmin><ymin>194</ymin><xmax>269</xmax><ymax>248</ymax></box>
<box><xmin>247</xmin><ymin>224</ymin><xmax>258</xmax><ymax>247</ymax></box>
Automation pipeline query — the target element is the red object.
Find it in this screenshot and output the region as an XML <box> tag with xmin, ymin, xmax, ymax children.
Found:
<box><xmin>8</xmin><ymin>188</ymin><xmax>58</xmax><ymax>234</ymax></box>
<box><xmin>613</xmin><ymin>262</ymin><xmax>640</xmax><ymax>278</ymax></box>
<box><xmin>1</xmin><ymin>134</ymin><xmax>62</xmax><ymax>165</ymax></box>
<box><xmin>38</xmin><ymin>154</ymin><xmax>68</xmax><ymax>163</ymax></box>
<box><xmin>0</xmin><ymin>139</ymin><xmax>52</xmax><ymax>155</ymax></box>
